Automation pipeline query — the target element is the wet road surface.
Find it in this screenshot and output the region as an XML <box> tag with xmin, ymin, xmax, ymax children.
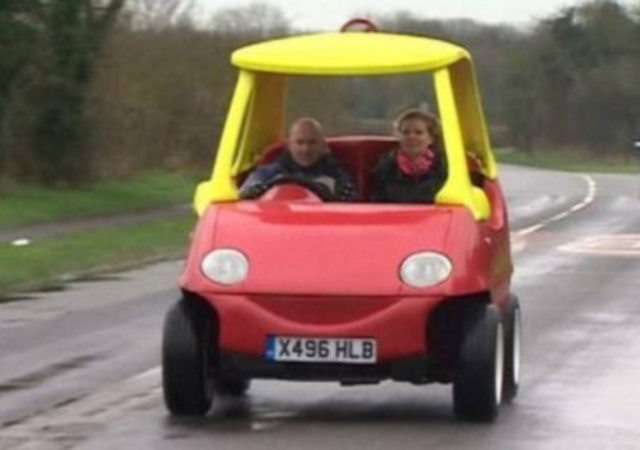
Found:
<box><xmin>1</xmin><ymin>165</ymin><xmax>640</xmax><ymax>449</ymax></box>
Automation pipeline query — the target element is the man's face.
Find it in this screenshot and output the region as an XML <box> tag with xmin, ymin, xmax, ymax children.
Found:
<box><xmin>288</xmin><ymin>123</ymin><xmax>325</xmax><ymax>167</ymax></box>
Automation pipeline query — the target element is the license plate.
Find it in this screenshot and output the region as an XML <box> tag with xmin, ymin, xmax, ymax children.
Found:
<box><xmin>265</xmin><ymin>336</ymin><xmax>377</xmax><ymax>364</ymax></box>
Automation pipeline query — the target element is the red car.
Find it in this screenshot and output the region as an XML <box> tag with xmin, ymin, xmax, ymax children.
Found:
<box><xmin>162</xmin><ymin>21</ymin><xmax>521</xmax><ymax>422</ymax></box>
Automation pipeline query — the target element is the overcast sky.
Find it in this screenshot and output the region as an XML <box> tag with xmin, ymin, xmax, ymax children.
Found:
<box><xmin>198</xmin><ymin>0</ymin><xmax>637</xmax><ymax>30</ymax></box>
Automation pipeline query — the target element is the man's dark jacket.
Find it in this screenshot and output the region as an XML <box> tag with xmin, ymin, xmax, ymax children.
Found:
<box><xmin>239</xmin><ymin>151</ymin><xmax>358</xmax><ymax>200</ymax></box>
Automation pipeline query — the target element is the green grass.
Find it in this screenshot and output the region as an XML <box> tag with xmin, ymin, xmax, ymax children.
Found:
<box><xmin>496</xmin><ymin>147</ymin><xmax>640</xmax><ymax>174</ymax></box>
<box><xmin>0</xmin><ymin>171</ymin><xmax>199</xmax><ymax>230</ymax></box>
<box><xmin>0</xmin><ymin>216</ymin><xmax>195</xmax><ymax>297</ymax></box>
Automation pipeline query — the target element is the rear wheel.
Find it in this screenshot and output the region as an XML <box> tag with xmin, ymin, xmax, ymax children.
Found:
<box><xmin>502</xmin><ymin>295</ymin><xmax>522</xmax><ymax>402</ymax></box>
<box><xmin>162</xmin><ymin>298</ymin><xmax>214</xmax><ymax>416</ymax></box>
<box><xmin>453</xmin><ymin>304</ymin><xmax>504</xmax><ymax>422</ymax></box>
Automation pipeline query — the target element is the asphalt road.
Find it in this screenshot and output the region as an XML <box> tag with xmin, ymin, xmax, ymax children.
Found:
<box><xmin>1</xmin><ymin>164</ymin><xmax>640</xmax><ymax>449</ymax></box>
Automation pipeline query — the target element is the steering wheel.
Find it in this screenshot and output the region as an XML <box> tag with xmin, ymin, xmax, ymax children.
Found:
<box><xmin>245</xmin><ymin>174</ymin><xmax>336</xmax><ymax>201</ymax></box>
<box><xmin>266</xmin><ymin>175</ymin><xmax>336</xmax><ymax>201</ymax></box>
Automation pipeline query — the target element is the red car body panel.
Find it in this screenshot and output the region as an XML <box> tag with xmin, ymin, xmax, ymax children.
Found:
<box><xmin>179</xmin><ymin>179</ymin><xmax>512</xmax><ymax>361</ymax></box>
<box><xmin>202</xmin><ymin>294</ymin><xmax>440</xmax><ymax>362</ymax></box>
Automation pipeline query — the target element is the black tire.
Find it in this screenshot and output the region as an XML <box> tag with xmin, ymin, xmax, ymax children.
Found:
<box><xmin>453</xmin><ymin>304</ymin><xmax>504</xmax><ymax>422</ymax></box>
<box><xmin>502</xmin><ymin>295</ymin><xmax>522</xmax><ymax>403</ymax></box>
<box><xmin>215</xmin><ymin>377</ymin><xmax>251</xmax><ymax>396</ymax></box>
<box><xmin>162</xmin><ymin>298</ymin><xmax>214</xmax><ymax>416</ymax></box>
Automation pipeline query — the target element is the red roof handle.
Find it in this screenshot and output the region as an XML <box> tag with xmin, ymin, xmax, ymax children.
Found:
<box><xmin>340</xmin><ymin>18</ymin><xmax>378</xmax><ymax>32</ymax></box>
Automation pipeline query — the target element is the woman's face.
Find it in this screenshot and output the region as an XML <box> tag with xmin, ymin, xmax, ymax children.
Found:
<box><xmin>398</xmin><ymin>118</ymin><xmax>434</xmax><ymax>156</ymax></box>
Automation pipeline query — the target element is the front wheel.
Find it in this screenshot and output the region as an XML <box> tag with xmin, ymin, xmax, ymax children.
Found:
<box><xmin>162</xmin><ymin>298</ymin><xmax>214</xmax><ymax>416</ymax></box>
<box><xmin>453</xmin><ymin>304</ymin><xmax>504</xmax><ymax>422</ymax></box>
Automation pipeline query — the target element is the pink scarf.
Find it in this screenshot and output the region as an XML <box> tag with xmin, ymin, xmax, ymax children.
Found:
<box><xmin>397</xmin><ymin>147</ymin><xmax>435</xmax><ymax>176</ymax></box>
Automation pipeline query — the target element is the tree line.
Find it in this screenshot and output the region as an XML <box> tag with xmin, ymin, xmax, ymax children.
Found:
<box><xmin>1</xmin><ymin>0</ymin><xmax>125</xmax><ymax>185</ymax></box>
<box><xmin>1</xmin><ymin>0</ymin><xmax>638</xmax><ymax>187</ymax></box>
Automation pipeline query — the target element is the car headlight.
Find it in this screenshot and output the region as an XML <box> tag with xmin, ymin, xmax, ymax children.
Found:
<box><xmin>201</xmin><ymin>249</ymin><xmax>249</xmax><ymax>285</ymax></box>
<box><xmin>400</xmin><ymin>251</ymin><xmax>452</xmax><ymax>288</ymax></box>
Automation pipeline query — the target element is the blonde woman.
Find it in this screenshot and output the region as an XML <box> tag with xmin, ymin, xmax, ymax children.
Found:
<box><xmin>371</xmin><ymin>109</ymin><xmax>447</xmax><ymax>203</ymax></box>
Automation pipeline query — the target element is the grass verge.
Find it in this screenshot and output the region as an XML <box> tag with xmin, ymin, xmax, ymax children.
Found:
<box><xmin>0</xmin><ymin>215</ymin><xmax>195</xmax><ymax>299</ymax></box>
<box><xmin>0</xmin><ymin>171</ymin><xmax>199</xmax><ymax>230</ymax></box>
<box><xmin>496</xmin><ymin>147</ymin><xmax>639</xmax><ymax>174</ymax></box>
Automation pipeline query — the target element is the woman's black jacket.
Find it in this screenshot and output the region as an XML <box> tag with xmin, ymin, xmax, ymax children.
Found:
<box><xmin>370</xmin><ymin>149</ymin><xmax>448</xmax><ymax>203</ymax></box>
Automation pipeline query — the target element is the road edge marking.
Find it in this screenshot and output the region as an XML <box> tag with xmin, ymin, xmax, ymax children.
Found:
<box><xmin>513</xmin><ymin>174</ymin><xmax>596</xmax><ymax>239</ymax></box>
<box><xmin>511</xmin><ymin>174</ymin><xmax>596</xmax><ymax>253</ymax></box>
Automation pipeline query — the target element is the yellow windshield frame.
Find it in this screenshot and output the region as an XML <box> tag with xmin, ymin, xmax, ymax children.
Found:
<box><xmin>195</xmin><ymin>31</ymin><xmax>497</xmax><ymax>221</ymax></box>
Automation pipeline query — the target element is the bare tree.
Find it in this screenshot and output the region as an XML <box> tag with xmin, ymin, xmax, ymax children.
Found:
<box><xmin>125</xmin><ymin>0</ymin><xmax>195</xmax><ymax>29</ymax></box>
<box><xmin>209</xmin><ymin>2</ymin><xmax>289</xmax><ymax>38</ymax></box>
<box><xmin>2</xmin><ymin>0</ymin><xmax>127</xmax><ymax>185</ymax></box>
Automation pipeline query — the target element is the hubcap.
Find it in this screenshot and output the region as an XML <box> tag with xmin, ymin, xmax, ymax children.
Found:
<box><xmin>495</xmin><ymin>323</ymin><xmax>504</xmax><ymax>405</ymax></box>
<box><xmin>512</xmin><ymin>307</ymin><xmax>522</xmax><ymax>386</ymax></box>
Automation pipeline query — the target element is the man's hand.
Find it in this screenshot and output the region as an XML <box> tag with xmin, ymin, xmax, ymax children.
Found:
<box><xmin>240</xmin><ymin>182</ymin><xmax>269</xmax><ymax>199</ymax></box>
<box><xmin>335</xmin><ymin>183</ymin><xmax>357</xmax><ymax>201</ymax></box>
<box><xmin>312</xmin><ymin>176</ymin><xmax>337</xmax><ymax>193</ymax></box>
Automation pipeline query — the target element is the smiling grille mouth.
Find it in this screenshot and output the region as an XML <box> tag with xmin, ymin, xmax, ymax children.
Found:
<box><xmin>247</xmin><ymin>295</ymin><xmax>398</xmax><ymax>325</ymax></box>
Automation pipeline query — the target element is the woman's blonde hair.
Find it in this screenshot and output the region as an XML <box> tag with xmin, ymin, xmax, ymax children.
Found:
<box><xmin>394</xmin><ymin>109</ymin><xmax>440</xmax><ymax>137</ymax></box>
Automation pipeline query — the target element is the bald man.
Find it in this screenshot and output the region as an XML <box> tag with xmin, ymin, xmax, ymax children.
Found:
<box><xmin>239</xmin><ymin>118</ymin><xmax>357</xmax><ymax>201</ymax></box>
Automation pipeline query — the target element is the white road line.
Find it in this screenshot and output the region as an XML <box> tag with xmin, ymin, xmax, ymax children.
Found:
<box><xmin>513</xmin><ymin>223</ymin><xmax>545</xmax><ymax>238</ymax></box>
<box><xmin>559</xmin><ymin>234</ymin><xmax>640</xmax><ymax>256</ymax></box>
<box><xmin>131</xmin><ymin>367</ymin><xmax>160</xmax><ymax>381</ymax></box>
<box><xmin>512</xmin><ymin>174</ymin><xmax>596</xmax><ymax>243</ymax></box>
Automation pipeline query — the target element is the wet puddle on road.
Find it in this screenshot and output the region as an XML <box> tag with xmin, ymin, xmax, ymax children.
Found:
<box><xmin>0</xmin><ymin>367</ymin><xmax>161</xmax><ymax>449</ymax></box>
<box><xmin>1</xmin><ymin>273</ymin><xmax>126</xmax><ymax>306</ymax></box>
<box><xmin>0</xmin><ymin>355</ymin><xmax>102</xmax><ymax>395</ymax></box>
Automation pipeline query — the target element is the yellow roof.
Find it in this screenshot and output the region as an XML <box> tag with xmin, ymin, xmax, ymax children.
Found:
<box><xmin>232</xmin><ymin>32</ymin><xmax>469</xmax><ymax>75</ymax></box>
